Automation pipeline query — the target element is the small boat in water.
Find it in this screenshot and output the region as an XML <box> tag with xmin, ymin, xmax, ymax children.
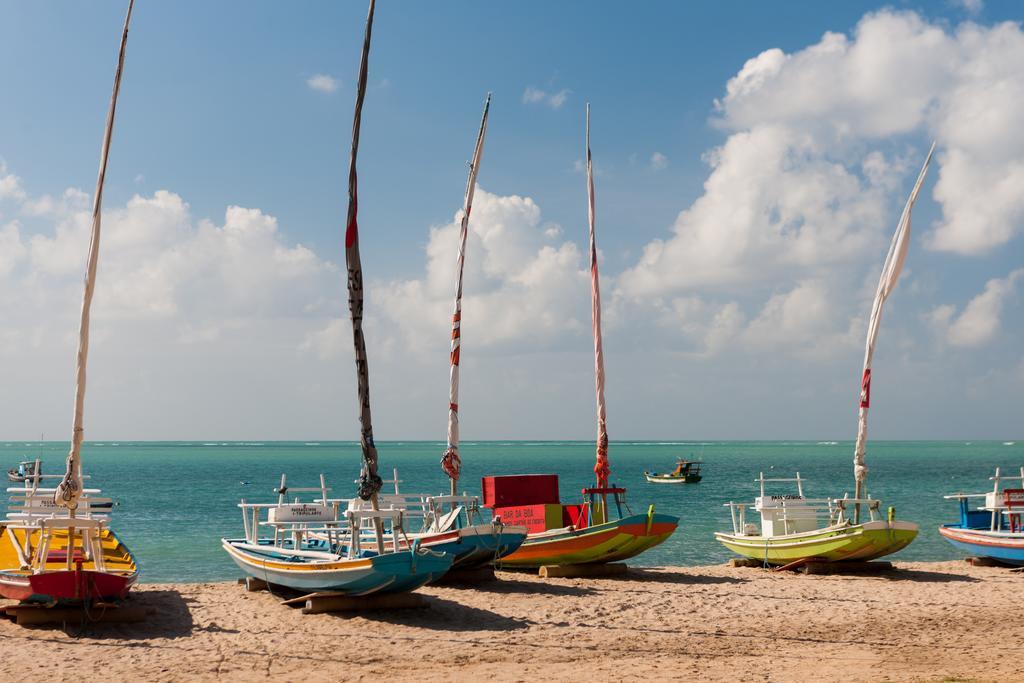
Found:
<box><xmin>644</xmin><ymin>459</ymin><xmax>703</xmax><ymax>484</ymax></box>
<box><xmin>939</xmin><ymin>467</ymin><xmax>1024</xmax><ymax>566</ymax></box>
<box><xmin>7</xmin><ymin>461</ymin><xmax>41</xmax><ymax>483</ymax></box>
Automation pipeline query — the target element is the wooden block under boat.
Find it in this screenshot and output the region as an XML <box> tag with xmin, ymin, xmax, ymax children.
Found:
<box><xmin>279</xmin><ymin>591</ymin><xmax>428</xmax><ymax>614</ymax></box>
<box><xmin>243</xmin><ymin>576</ymin><xmax>269</xmax><ymax>592</ymax></box>
<box><xmin>538</xmin><ymin>562</ymin><xmax>628</xmax><ymax>579</ymax></box>
<box><xmin>799</xmin><ymin>560</ymin><xmax>893</xmax><ymax>575</ymax></box>
<box><xmin>965</xmin><ymin>556</ymin><xmax>1009</xmax><ymax>567</ymax></box>
<box><xmin>4</xmin><ymin>603</ymin><xmax>149</xmax><ymax>626</ymax></box>
<box><xmin>432</xmin><ymin>566</ymin><xmax>496</xmax><ymax>585</ymax></box>
<box><xmin>728</xmin><ymin>558</ymin><xmax>763</xmax><ymax>568</ymax></box>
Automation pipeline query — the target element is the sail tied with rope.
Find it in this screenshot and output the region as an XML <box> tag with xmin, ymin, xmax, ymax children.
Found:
<box><xmin>852</xmin><ymin>142</ymin><xmax>935</xmax><ymax>498</ymax></box>
<box><xmin>586</xmin><ymin>104</ymin><xmax>611</xmax><ymax>490</ymax></box>
<box><xmin>440</xmin><ymin>94</ymin><xmax>491</xmax><ymax>490</ymax></box>
<box><xmin>343</xmin><ymin>0</ymin><xmax>383</xmax><ymax>502</ymax></box>
<box><xmin>54</xmin><ymin>0</ymin><xmax>135</xmax><ymax>512</ymax></box>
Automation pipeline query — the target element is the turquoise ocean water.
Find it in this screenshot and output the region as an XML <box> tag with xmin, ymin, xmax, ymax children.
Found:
<box><xmin>2</xmin><ymin>440</ymin><xmax>1021</xmax><ymax>583</ymax></box>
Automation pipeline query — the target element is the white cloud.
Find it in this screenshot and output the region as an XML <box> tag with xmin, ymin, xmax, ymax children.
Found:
<box><xmin>619</xmin><ymin>125</ymin><xmax>887</xmax><ymax>297</ymax></box>
<box><xmin>650</xmin><ymin>152</ymin><xmax>669</xmax><ymax>171</ymax></box>
<box><xmin>6</xmin><ymin>178</ymin><xmax>336</xmax><ymax>328</ymax></box>
<box><xmin>369</xmin><ymin>187</ymin><xmax>588</xmax><ymax>353</ymax></box>
<box><xmin>709</xmin><ymin>10</ymin><xmax>1024</xmax><ymax>256</ymax></box>
<box><xmin>306</xmin><ymin>73</ymin><xmax>339</xmax><ymax>94</ymax></box>
<box><xmin>522</xmin><ymin>86</ymin><xmax>570</xmax><ymax>110</ymax></box>
<box><xmin>543</xmin><ymin>223</ymin><xmax>563</xmax><ymax>239</ymax></box>
<box><xmin>0</xmin><ymin>221</ymin><xmax>26</xmax><ymax>276</ymax></box>
<box><xmin>613</xmin><ymin>9</ymin><xmax>1024</xmax><ymax>360</ymax></box>
<box><xmin>0</xmin><ymin>169</ymin><xmax>25</xmax><ymax>202</ymax></box>
<box><xmin>930</xmin><ymin>269</ymin><xmax>1023</xmax><ymax>347</ymax></box>
<box><xmin>954</xmin><ymin>0</ymin><xmax>983</xmax><ymax>15</ymax></box>
<box><xmin>656</xmin><ymin>296</ymin><xmax>745</xmax><ymax>356</ymax></box>
<box><xmin>0</xmin><ymin>161</ymin><xmax>352</xmax><ymax>439</ymax></box>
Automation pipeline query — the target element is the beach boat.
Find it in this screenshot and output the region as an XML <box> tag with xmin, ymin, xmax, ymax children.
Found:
<box><xmin>222</xmin><ymin>0</ymin><xmax>453</xmax><ymax>594</ymax></box>
<box><xmin>644</xmin><ymin>460</ymin><xmax>703</xmax><ymax>484</ymax></box>
<box><xmin>347</xmin><ymin>493</ymin><xmax>525</xmax><ymax>569</ymax></box>
<box><xmin>7</xmin><ymin>460</ymin><xmax>41</xmax><ymax>483</ymax></box>
<box><xmin>716</xmin><ymin>144</ymin><xmax>935</xmax><ymax>566</ymax></box>
<box><xmin>222</xmin><ymin>476</ymin><xmax>451</xmax><ymax>594</ymax></box>
<box><xmin>714</xmin><ymin>473</ymin><xmax>917</xmax><ymax>565</ymax></box>
<box><xmin>310</xmin><ymin>471</ymin><xmax>525</xmax><ymax>569</ymax></box>
<box><xmin>492</xmin><ymin>106</ymin><xmax>679</xmax><ymax>569</ymax></box>
<box><xmin>939</xmin><ymin>467</ymin><xmax>1024</xmax><ymax>566</ymax></box>
<box><xmin>419</xmin><ymin>93</ymin><xmax>528</xmax><ymax>568</ymax></box>
<box><xmin>2</xmin><ymin>470</ymin><xmax>136</xmax><ymax>602</ymax></box>
<box><xmin>0</xmin><ymin>1</ymin><xmax>139</xmax><ymax>605</ymax></box>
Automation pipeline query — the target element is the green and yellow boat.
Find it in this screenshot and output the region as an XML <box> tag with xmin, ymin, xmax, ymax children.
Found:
<box><xmin>716</xmin><ymin>147</ymin><xmax>933</xmax><ymax>569</ymax></box>
<box><xmin>716</xmin><ymin>472</ymin><xmax>918</xmax><ymax>566</ymax></box>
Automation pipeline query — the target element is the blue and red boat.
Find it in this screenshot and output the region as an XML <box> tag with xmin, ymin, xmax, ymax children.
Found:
<box><xmin>939</xmin><ymin>467</ymin><xmax>1024</xmax><ymax>566</ymax></box>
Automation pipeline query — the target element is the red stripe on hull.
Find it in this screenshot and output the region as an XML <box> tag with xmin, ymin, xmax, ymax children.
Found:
<box><xmin>939</xmin><ymin>526</ymin><xmax>1024</xmax><ymax>549</ymax></box>
<box><xmin>0</xmin><ymin>570</ymin><xmax>135</xmax><ymax>603</ymax></box>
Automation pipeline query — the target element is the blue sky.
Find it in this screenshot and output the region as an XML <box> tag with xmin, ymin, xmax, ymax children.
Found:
<box><xmin>0</xmin><ymin>1</ymin><xmax>1022</xmax><ymax>441</ymax></box>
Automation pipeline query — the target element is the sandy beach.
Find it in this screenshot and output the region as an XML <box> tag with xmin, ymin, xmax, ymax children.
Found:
<box><xmin>0</xmin><ymin>560</ymin><xmax>1019</xmax><ymax>682</ymax></box>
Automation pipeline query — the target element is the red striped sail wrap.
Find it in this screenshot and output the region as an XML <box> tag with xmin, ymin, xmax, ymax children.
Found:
<box><xmin>586</xmin><ymin>104</ymin><xmax>610</xmax><ymax>489</ymax></box>
<box><xmin>441</xmin><ymin>94</ymin><xmax>492</xmax><ymax>485</ymax></box>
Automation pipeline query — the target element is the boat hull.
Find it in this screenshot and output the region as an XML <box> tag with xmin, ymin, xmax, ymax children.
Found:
<box><xmin>496</xmin><ymin>512</ymin><xmax>679</xmax><ymax>568</ymax></box>
<box><xmin>715</xmin><ymin>520</ymin><xmax>918</xmax><ymax>565</ymax></box>
<box><xmin>644</xmin><ymin>474</ymin><xmax>701</xmax><ymax>484</ymax></box>
<box><xmin>938</xmin><ymin>526</ymin><xmax>1024</xmax><ymax>566</ymax></box>
<box><xmin>415</xmin><ymin>525</ymin><xmax>527</xmax><ymax>569</ymax></box>
<box><xmin>222</xmin><ymin>539</ymin><xmax>453</xmax><ymax>594</ymax></box>
<box><xmin>0</xmin><ymin>526</ymin><xmax>138</xmax><ymax>604</ymax></box>
<box><xmin>0</xmin><ymin>568</ymin><xmax>136</xmax><ymax>603</ymax></box>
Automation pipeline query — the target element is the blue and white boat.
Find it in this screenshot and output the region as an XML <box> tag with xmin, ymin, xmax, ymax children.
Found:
<box><xmin>320</xmin><ymin>473</ymin><xmax>526</xmax><ymax>570</ymax></box>
<box><xmin>341</xmin><ymin>489</ymin><xmax>526</xmax><ymax>569</ymax></box>
<box><xmin>222</xmin><ymin>475</ymin><xmax>452</xmax><ymax>594</ymax></box>
<box><xmin>939</xmin><ymin>467</ymin><xmax>1024</xmax><ymax>566</ymax></box>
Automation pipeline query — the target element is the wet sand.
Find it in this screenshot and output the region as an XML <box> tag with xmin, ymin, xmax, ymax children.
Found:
<box><xmin>0</xmin><ymin>561</ymin><xmax>1019</xmax><ymax>682</ymax></box>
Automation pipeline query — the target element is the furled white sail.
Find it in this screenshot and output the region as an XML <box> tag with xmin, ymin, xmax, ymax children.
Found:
<box><xmin>586</xmin><ymin>104</ymin><xmax>610</xmax><ymax>489</ymax></box>
<box><xmin>54</xmin><ymin>0</ymin><xmax>135</xmax><ymax>510</ymax></box>
<box><xmin>852</xmin><ymin>142</ymin><xmax>935</xmax><ymax>501</ymax></box>
<box><xmin>440</xmin><ymin>94</ymin><xmax>491</xmax><ymax>492</ymax></box>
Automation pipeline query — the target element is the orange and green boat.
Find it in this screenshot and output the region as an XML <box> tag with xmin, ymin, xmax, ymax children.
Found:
<box><xmin>490</xmin><ymin>107</ymin><xmax>679</xmax><ymax>569</ymax></box>
<box><xmin>494</xmin><ymin>486</ymin><xmax>678</xmax><ymax>569</ymax></box>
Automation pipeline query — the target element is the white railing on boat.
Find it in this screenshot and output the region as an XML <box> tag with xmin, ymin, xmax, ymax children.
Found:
<box><xmin>943</xmin><ymin>467</ymin><xmax>1024</xmax><ymax>532</ymax></box>
<box><xmin>724</xmin><ymin>471</ymin><xmax>884</xmax><ymax>536</ymax></box>
<box><xmin>237</xmin><ymin>473</ymin><xmax>421</xmax><ymax>560</ymax></box>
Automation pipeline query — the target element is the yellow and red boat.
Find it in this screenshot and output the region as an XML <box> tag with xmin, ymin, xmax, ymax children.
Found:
<box><xmin>0</xmin><ymin>514</ymin><xmax>137</xmax><ymax>603</ymax></box>
<box><xmin>0</xmin><ymin>0</ymin><xmax>140</xmax><ymax>606</ymax></box>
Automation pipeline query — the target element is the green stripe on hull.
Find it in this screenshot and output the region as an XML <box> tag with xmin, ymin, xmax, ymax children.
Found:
<box><xmin>715</xmin><ymin>525</ymin><xmax>918</xmax><ymax>565</ymax></box>
<box><xmin>497</xmin><ymin>523</ymin><xmax>635</xmax><ymax>568</ymax></box>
